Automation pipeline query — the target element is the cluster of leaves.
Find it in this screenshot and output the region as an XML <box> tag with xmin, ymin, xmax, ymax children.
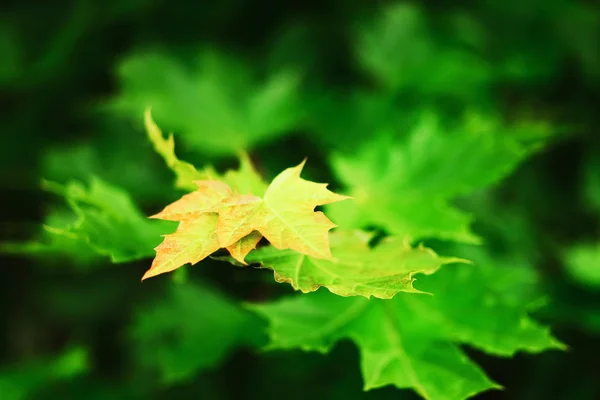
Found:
<box><xmin>144</xmin><ymin>107</ymin><xmax>569</xmax><ymax>398</ymax></box>
<box><xmin>6</xmin><ymin>106</ymin><xmax>565</xmax><ymax>400</ymax></box>
<box><xmin>3</xmin><ymin>0</ymin><xmax>599</xmax><ymax>399</ymax></box>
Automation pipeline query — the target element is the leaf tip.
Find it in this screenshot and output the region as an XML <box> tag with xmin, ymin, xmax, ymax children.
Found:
<box><xmin>140</xmin><ymin>270</ymin><xmax>153</xmax><ymax>281</ymax></box>
<box><xmin>292</xmin><ymin>158</ymin><xmax>308</xmax><ymax>175</ymax></box>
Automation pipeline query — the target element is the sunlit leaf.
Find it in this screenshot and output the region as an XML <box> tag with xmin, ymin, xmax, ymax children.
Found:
<box><xmin>244</xmin><ymin>229</ymin><xmax>465</xmax><ymax>299</ymax></box>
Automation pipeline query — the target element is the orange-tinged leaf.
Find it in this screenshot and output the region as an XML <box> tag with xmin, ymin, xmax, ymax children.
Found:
<box><xmin>142</xmin><ymin>213</ymin><xmax>221</xmax><ymax>280</ymax></box>
<box><xmin>151</xmin><ymin>181</ymin><xmax>232</xmax><ymax>221</ymax></box>
<box><xmin>214</xmin><ymin>194</ymin><xmax>263</xmax><ymax>246</ymax></box>
<box><xmin>144</xmin><ymin>159</ymin><xmax>349</xmax><ymax>280</ymax></box>
<box><xmin>225</xmin><ymin>231</ymin><xmax>263</xmax><ymax>265</ymax></box>
<box><xmin>216</xmin><ymin>160</ymin><xmax>350</xmax><ymax>258</ymax></box>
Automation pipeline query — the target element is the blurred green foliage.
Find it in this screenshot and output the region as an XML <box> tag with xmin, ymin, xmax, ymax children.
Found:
<box><xmin>1</xmin><ymin>0</ymin><xmax>599</xmax><ymax>399</ymax></box>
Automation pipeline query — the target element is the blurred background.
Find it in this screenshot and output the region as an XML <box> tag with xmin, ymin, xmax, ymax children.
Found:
<box><xmin>1</xmin><ymin>0</ymin><xmax>599</xmax><ymax>399</ymax></box>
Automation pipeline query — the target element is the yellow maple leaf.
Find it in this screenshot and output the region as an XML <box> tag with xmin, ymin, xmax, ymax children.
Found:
<box><xmin>225</xmin><ymin>231</ymin><xmax>263</xmax><ymax>265</ymax></box>
<box><xmin>143</xmin><ymin>160</ymin><xmax>349</xmax><ymax>280</ymax></box>
<box><xmin>216</xmin><ymin>160</ymin><xmax>350</xmax><ymax>258</ymax></box>
<box><xmin>142</xmin><ymin>213</ymin><xmax>221</xmax><ymax>280</ymax></box>
<box><xmin>150</xmin><ymin>180</ymin><xmax>232</xmax><ymax>221</ymax></box>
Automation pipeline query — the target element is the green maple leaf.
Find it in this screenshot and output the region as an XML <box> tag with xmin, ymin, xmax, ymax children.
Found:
<box><xmin>130</xmin><ymin>282</ymin><xmax>264</xmax><ymax>384</ymax></box>
<box><xmin>328</xmin><ymin>113</ymin><xmax>544</xmax><ymax>243</ymax></box>
<box><xmin>397</xmin><ymin>264</ymin><xmax>565</xmax><ymax>356</ymax></box>
<box><xmin>356</xmin><ymin>3</ymin><xmax>433</xmax><ymax>92</ymax></box>
<box><xmin>249</xmin><ymin>290</ymin><xmax>498</xmax><ymax>400</ymax></box>
<box><xmin>249</xmin><ymin>262</ymin><xmax>562</xmax><ymax>400</ymax></box>
<box><xmin>243</xmin><ymin>229</ymin><xmax>465</xmax><ymax>299</ymax></box>
<box><xmin>40</xmin><ymin>115</ymin><xmax>179</xmax><ymax>204</ymax></box>
<box><xmin>145</xmin><ymin>109</ymin><xmax>268</xmax><ymax>195</ymax></box>
<box><xmin>112</xmin><ymin>50</ymin><xmax>301</xmax><ymax>155</ymax></box>
<box><xmin>39</xmin><ymin>178</ymin><xmax>175</xmax><ymax>263</ymax></box>
<box><xmin>144</xmin><ymin>107</ymin><xmax>217</xmax><ymax>191</ymax></box>
<box><xmin>0</xmin><ymin>208</ymin><xmax>100</xmax><ymax>265</ymax></box>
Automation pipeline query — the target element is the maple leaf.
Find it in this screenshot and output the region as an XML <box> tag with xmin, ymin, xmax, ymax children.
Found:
<box><xmin>226</xmin><ymin>231</ymin><xmax>263</xmax><ymax>265</ymax></box>
<box><xmin>144</xmin><ymin>108</ymin><xmax>218</xmax><ymax>191</ymax></box>
<box><xmin>400</xmin><ymin>263</ymin><xmax>565</xmax><ymax>357</ymax></box>
<box><xmin>144</xmin><ymin>179</ymin><xmax>265</xmax><ymax>276</ymax></box>
<box><xmin>143</xmin><ymin>180</ymin><xmax>262</xmax><ymax>277</ymax></box>
<box><xmin>355</xmin><ymin>3</ymin><xmax>495</xmax><ymax>99</ymax></box>
<box><xmin>249</xmin><ymin>290</ymin><xmax>499</xmax><ymax>400</ymax></box>
<box><xmin>142</xmin><ymin>214</ymin><xmax>221</xmax><ymax>281</ymax></box>
<box><xmin>0</xmin><ymin>208</ymin><xmax>100</xmax><ymax>265</ymax></box>
<box><xmin>216</xmin><ymin>160</ymin><xmax>350</xmax><ymax>258</ymax></box>
<box><xmin>150</xmin><ymin>180</ymin><xmax>233</xmax><ymax>221</ymax></box>
<box><xmin>328</xmin><ymin>113</ymin><xmax>545</xmax><ymax>243</ymax></box>
<box><xmin>243</xmin><ymin>229</ymin><xmax>465</xmax><ymax>299</ymax></box>
<box><xmin>145</xmin><ymin>109</ymin><xmax>269</xmax><ymax>195</ymax></box>
<box><xmin>113</xmin><ymin>50</ymin><xmax>301</xmax><ymax>155</ymax></box>
<box><xmin>15</xmin><ymin>178</ymin><xmax>175</xmax><ymax>264</ymax></box>
<box><xmin>145</xmin><ymin>160</ymin><xmax>348</xmax><ymax>279</ymax></box>
<box><xmin>249</xmin><ymin>262</ymin><xmax>563</xmax><ymax>400</ymax></box>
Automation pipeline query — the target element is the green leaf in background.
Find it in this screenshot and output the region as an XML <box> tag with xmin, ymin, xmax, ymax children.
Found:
<box><xmin>355</xmin><ymin>3</ymin><xmax>432</xmax><ymax>92</ymax></box>
<box><xmin>563</xmin><ymin>243</ymin><xmax>600</xmax><ymax>288</ymax></box>
<box><xmin>400</xmin><ymin>264</ymin><xmax>565</xmax><ymax>356</ymax></box>
<box><xmin>0</xmin><ymin>346</ymin><xmax>89</xmax><ymax>400</ymax></box>
<box><xmin>40</xmin><ymin>178</ymin><xmax>175</xmax><ymax>263</ymax></box>
<box><xmin>130</xmin><ymin>282</ymin><xmax>265</xmax><ymax>384</ymax></box>
<box><xmin>250</xmin><ymin>290</ymin><xmax>499</xmax><ymax>400</ymax></box>
<box><xmin>250</xmin><ymin>259</ymin><xmax>562</xmax><ymax>400</ymax></box>
<box><xmin>0</xmin><ymin>208</ymin><xmax>100</xmax><ymax>265</ymax></box>
<box><xmin>448</xmin><ymin>242</ymin><xmax>547</xmax><ymax>311</ymax></box>
<box><xmin>111</xmin><ymin>49</ymin><xmax>302</xmax><ymax>156</ymax></box>
<box><xmin>243</xmin><ymin>229</ymin><xmax>465</xmax><ymax>299</ymax></box>
<box><xmin>328</xmin><ymin>113</ymin><xmax>543</xmax><ymax>243</ymax></box>
<box><xmin>355</xmin><ymin>3</ymin><xmax>492</xmax><ymax>98</ymax></box>
<box><xmin>40</xmin><ymin>121</ymin><xmax>177</xmax><ymax>204</ymax></box>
